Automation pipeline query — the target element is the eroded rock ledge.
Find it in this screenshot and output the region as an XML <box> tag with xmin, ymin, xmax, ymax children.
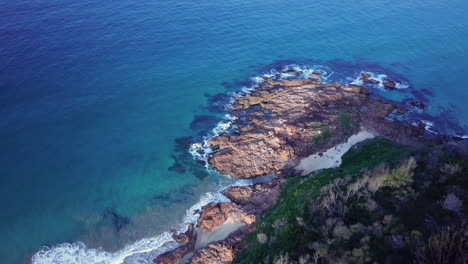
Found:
<box><xmin>209</xmin><ymin>72</ymin><xmax>426</xmax><ymax>178</ymax></box>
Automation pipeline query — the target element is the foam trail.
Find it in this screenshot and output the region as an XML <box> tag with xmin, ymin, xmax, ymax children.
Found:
<box><xmin>31</xmin><ymin>189</ymin><xmax>235</xmax><ymax>264</ymax></box>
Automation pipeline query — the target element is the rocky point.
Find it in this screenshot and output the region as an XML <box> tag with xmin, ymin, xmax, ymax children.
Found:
<box><xmin>154</xmin><ymin>71</ymin><xmax>432</xmax><ymax>264</ymax></box>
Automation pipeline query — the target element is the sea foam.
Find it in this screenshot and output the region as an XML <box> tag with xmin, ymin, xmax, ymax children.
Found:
<box><xmin>32</xmin><ymin>190</ymin><xmax>232</xmax><ymax>264</ymax></box>
<box><xmin>349</xmin><ymin>71</ymin><xmax>409</xmax><ymax>90</ymax></box>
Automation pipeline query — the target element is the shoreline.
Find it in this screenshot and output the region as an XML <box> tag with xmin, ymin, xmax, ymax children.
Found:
<box><xmin>153</xmin><ymin>66</ymin><xmax>467</xmax><ymax>264</ymax></box>
<box><xmin>31</xmin><ymin>65</ymin><xmax>467</xmax><ymax>264</ymax></box>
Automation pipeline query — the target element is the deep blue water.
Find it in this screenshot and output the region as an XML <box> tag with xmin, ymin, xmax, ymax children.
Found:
<box><xmin>1</xmin><ymin>0</ymin><xmax>467</xmax><ymax>263</ymax></box>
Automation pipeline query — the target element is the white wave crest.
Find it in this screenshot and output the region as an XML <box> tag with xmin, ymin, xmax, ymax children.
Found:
<box><xmin>31</xmin><ymin>188</ymin><xmax>235</xmax><ymax>264</ymax></box>
<box><xmin>188</xmin><ymin>114</ymin><xmax>237</xmax><ymax>169</ymax></box>
<box><xmin>421</xmin><ymin>120</ymin><xmax>438</xmax><ymax>134</ymax></box>
<box><xmin>410</xmin><ymin>120</ymin><xmax>438</xmax><ymax>135</ymax></box>
<box><xmin>350</xmin><ymin>71</ymin><xmax>409</xmax><ymax>90</ymax></box>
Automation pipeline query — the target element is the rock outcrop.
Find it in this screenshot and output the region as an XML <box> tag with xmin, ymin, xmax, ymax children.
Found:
<box><xmin>223</xmin><ymin>181</ymin><xmax>284</xmax><ymax>214</ymax></box>
<box><xmin>153</xmin><ymin>181</ymin><xmax>284</xmax><ymax>264</ymax></box>
<box><xmin>197</xmin><ymin>202</ymin><xmax>255</xmax><ymax>232</ymax></box>
<box><xmin>188</xmin><ymin>225</ymin><xmax>255</xmax><ymax>264</ymax></box>
<box><xmin>361</xmin><ymin>72</ymin><xmax>380</xmax><ymax>84</ymax></box>
<box><xmin>383</xmin><ymin>79</ymin><xmax>396</xmax><ymax>89</ymax></box>
<box><xmin>154</xmin><ymin>70</ymin><xmax>434</xmax><ymax>264</ymax></box>
<box><xmin>208</xmin><ymin>75</ymin><xmax>425</xmax><ymax>178</ymax></box>
<box><xmin>154</xmin><ymin>224</ymin><xmax>197</xmax><ymax>264</ymax></box>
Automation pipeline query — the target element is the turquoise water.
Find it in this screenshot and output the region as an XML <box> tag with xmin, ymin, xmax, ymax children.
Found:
<box><xmin>1</xmin><ymin>0</ymin><xmax>467</xmax><ymax>263</ymax></box>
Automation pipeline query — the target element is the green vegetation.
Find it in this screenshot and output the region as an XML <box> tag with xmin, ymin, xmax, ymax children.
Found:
<box><xmin>310</xmin><ymin>113</ymin><xmax>354</xmax><ymax>147</ymax></box>
<box><xmin>235</xmin><ymin>138</ymin><xmax>468</xmax><ymax>264</ymax></box>
<box><xmin>312</xmin><ymin>127</ymin><xmax>332</xmax><ymax>146</ymax></box>
<box><xmin>337</xmin><ymin>113</ymin><xmax>352</xmax><ymax>133</ymax></box>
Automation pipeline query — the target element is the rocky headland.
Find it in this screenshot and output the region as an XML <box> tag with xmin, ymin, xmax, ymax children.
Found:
<box><xmin>208</xmin><ymin>71</ymin><xmax>426</xmax><ymax>178</ymax></box>
<box><xmin>154</xmin><ymin>71</ymin><xmax>459</xmax><ymax>264</ymax></box>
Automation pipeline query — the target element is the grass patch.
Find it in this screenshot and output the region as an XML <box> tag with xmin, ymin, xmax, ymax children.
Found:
<box><xmin>338</xmin><ymin>113</ymin><xmax>352</xmax><ymax>132</ymax></box>
<box><xmin>235</xmin><ymin>138</ymin><xmax>408</xmax><ymax>263</ymax></box>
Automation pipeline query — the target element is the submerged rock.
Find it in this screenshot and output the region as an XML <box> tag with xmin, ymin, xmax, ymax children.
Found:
<box><xmin>383</xmin><ymin>79</ymin><xmax>397</xmax><ymax>89</ymax></box>
<box><xmin>362</xmin><ymin>72</ymin><xmax>380</xmax><ymax>84</ymax></box>
<box><xmin>409</xmin><ymin>100</ymin><xmax>426</xmax><ymax>109</ymax></box>
<box><xmin>312</xmin><ymin>71</ymin><xmax>322</xmax><ymax>79</ymax></box>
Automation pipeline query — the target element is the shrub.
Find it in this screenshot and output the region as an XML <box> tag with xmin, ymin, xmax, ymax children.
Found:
<box><xmin>384</xmin><ymin>157</ymin><xmax>416</xmax><ymax>187</ymax></box>
<box><xmin>333</xmin><ymin>224</ymin><xmax>352</xmax><ymax>240</ymax></box>
<box><xmin>367</xmin><ymin>164</ymin><xmax>389</xmax><ymax>194</ymax></box>
<box><xmin>274</xmin><ymin>253</ymin><xmax>292</xmax><ymax>264</ymax></box>
<box><xmin>257</xmin><ymin>233</ymin><xmax>268</xmax><ymax>244</ymax></box>
<box><xmin>412</xmin><ymin>222</ymin><xmax>467</xmax><ymax>264</ymax></box>
<box><xmin>440</xmin><ymin>163</ymin><xmax>461</xmax><ymax>176</ymax></box>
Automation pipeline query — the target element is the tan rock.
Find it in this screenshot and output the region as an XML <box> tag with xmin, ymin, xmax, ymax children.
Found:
<box><xmin>312</xmin><ymin>71</ymin><xmax>321</xmax><ymax>79</ymax></box>
<box><xmin>223</xmin><ymin>181</ymin><xmax>284</xmax><ymax>213</ymax></box>
<box><xmin>209</xmin><ymin>76</ymin><xmax>418</xmax><ymax>178</ymax></box>
<box><xmin>197</xmin><ymin>202</ymin><xmax>255</xmax><ymax>232</ymax></box>
<box><xmin>153</xmin><ymin>224</ymin><xmax>197</xmax><ymax>264</ymax></box>
<box><xmin>188</xmin><ymin>225</ymin><xmax>254</xmax><ymax>264</ymax></box>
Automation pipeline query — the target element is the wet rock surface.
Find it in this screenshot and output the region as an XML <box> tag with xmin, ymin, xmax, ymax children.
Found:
<box><xmin>154</xmin><ymin>224</ymin><xmax>197</xmax><ymax>264</ymax></box>
<box><xmin>172</xmin><ymin>224</ymin><xmax>195</xmax><ymax>244</ymax></box>
<box><xmin>361</xmin><ymin>72</ymin><xmax>380</xmax><ymax>84</ymax></box>
<box><xmin>383</xmin><ymin>79</ymin><xmax>397</xmax><ymax>89</ymax></box>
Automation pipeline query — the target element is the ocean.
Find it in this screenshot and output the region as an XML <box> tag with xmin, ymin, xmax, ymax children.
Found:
<box><xmin>1</xmin><ymin>0</ymin><xmax>467</xmax><ymax>263</ymax></box>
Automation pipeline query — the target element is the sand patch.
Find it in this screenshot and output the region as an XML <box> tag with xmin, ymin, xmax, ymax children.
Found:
<box><xmin>295</xmin><ymin>131</ymin><xmax>374</xmax><ymax>175</ymax></box>
<box><xmin>195</xmin><ymin>219</ymin><xmax>245</xmax><ymax>249</ymax></box>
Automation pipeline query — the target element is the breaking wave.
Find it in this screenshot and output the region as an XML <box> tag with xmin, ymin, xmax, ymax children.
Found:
<box><xmin>31</xmin><ymin>188</ymin><xmax>238</xmax><ymax>264</ymax></box>
<box><xmin>349</xmin><ymin>71</ymin><xmax>410</xmax><ymax>90</ymax></box>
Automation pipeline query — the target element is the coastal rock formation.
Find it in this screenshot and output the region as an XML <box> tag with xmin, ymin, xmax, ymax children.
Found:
<box><xmin>197</xmin><ymin>202</ymin><xmax>255</xmax><ymax>232</ymax></box>
<box><xmin>154</xmin><ymin>224</ymin><xmax>197</xmax><ymax>264</ymax></box>
<box><xmin>153</xmin><ymin>180</ymin><xmax>284</xmax><ymax>264</ymax></box>
<box><xmin>383</xmin><ymin>79</ymin><xmax>397</xmax><ymax>89</ymax></box>
<box><xmin>361</xmin><ymin>72</ymin><xmax>380</xmax><ymax>84</ymax></box>
<box><xmin>223</xmin><ymin>180</ymin><xmax>284</xmax><ymax>214</ymax></box>
<box><xmin>188</xmin><ymin>225</ymin><xmax>255</xmax><ymax>264</ymax></box>
<box><xmin>154</xmin><ymin>71</ymin><xmax>435</xmax><ymax>264</ymax></box>
<box><xmin>208</xmin><ymin>75</ymin><xmax>425</xmax><ymax>178</ymax></box>
<box><xmin>172</xmin><ymin>224</ymin><xmax>195</xmax><ymax>244</ymax></box>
